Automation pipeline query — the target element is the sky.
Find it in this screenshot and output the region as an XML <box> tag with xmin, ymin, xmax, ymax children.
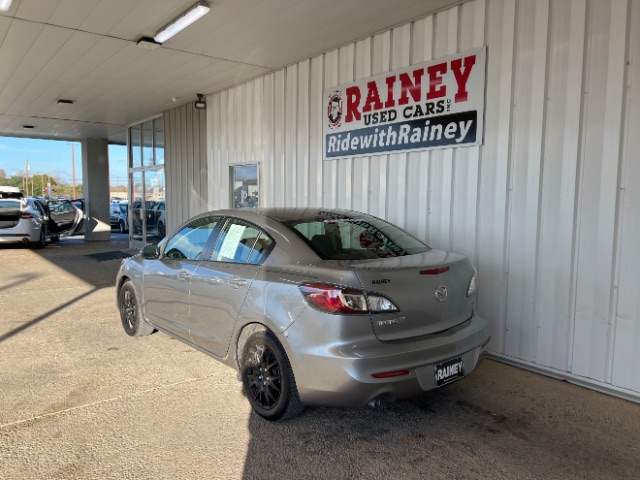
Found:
<box><xmin>0</xmin><ymin>136</ymin><xmax>128</xmax><ymax>186</ymax></box>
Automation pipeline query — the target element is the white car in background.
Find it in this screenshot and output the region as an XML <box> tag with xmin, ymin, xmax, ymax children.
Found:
<box><xmin>0</xmin><ymin>195</ymin><xmax>52</xmax><ymax>248</ymax></box>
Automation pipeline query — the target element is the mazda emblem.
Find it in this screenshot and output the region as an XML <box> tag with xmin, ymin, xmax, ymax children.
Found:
<box><xmin>435</xmin><ymin>285</ymin><xmax>448</xmax><ymax>302</ymax></box>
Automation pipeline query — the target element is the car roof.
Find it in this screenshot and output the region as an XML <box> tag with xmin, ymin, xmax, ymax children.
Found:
<box><xmin>246</xmin><ymin>207</ymin><xmax>376</xmax><ymax>222</ymax></box>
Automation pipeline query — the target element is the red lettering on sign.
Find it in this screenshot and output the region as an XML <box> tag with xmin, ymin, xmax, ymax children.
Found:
<box><xmin>384</xmin><ymin>76</ymin><xmax>396</xmax><ymax>108</ymax></box>
<box><xmin>362</xmin><ymin>81</ymin><xmax>383</xmax><ymax>112</ymax></box>
<box><xmin>451</xmin><ymin>55</ymin><xmax>476</xmax><ymax>103</ymax></box>
<box><xmin>398</xmin><ymin>68</ymin><xmax>424</xmax><ymax>106</ymax></box>
<box><xmin>345</xmin><ymin>86</ymin><xmax>361</xmax><ymax>123</ymax></box>
<box><xmin>426</xmin><ymin>62</ymin><xmax>447</xmax><ymax>100</ymax></box>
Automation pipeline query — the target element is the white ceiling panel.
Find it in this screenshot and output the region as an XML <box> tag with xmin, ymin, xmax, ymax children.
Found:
<box><xmin>0</xmin><ymin>0</ymin><xmax>462</xmax><ymax>144</ymax></box>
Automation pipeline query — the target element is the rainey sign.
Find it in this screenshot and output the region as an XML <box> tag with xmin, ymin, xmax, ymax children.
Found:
<box><xmin>323</xmin><ymin>47</ymin><xmax>486</xmax><ymax>160</ymax></box>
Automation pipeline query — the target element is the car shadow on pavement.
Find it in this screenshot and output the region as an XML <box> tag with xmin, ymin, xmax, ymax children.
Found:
<box><xmin>240</xmin><ymin>360</ymin><xmax>640</xmax><ymax>480</ymax></box>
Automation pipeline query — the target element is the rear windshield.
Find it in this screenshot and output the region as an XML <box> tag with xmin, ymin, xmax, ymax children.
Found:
<box><xmin>285</xmin><ymin>216</ymin><xmax>430</xmax><ymax>260</ymax></box>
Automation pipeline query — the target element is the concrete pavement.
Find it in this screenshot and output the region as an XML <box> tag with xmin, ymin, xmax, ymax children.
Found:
<box><xmin>1</xmin><ymin>235</ymin><xmax>639</xmax><ymax>479</ymax></box>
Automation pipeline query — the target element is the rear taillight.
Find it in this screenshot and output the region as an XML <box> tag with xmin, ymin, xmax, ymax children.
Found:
<box><xmin>21</xmin><ymin>211</ymin><xmax>35</xmax><ymax>219</ymax></box>
<box><xmin>300</xmin><ymin>283</ymin><xmax>399</xmax><ymax>314</ymax></box>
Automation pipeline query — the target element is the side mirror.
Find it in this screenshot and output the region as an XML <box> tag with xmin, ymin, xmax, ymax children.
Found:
<box><xmin>141</xmin><ymin>243</ymin><xmax>160</xmax><ymax>259</ymax></box>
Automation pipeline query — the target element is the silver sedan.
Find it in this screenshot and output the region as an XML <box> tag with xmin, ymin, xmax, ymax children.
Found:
<box><xmin>116</xmin><ymin>208</ymin><xmax>490</xmax><ymax>421</ymax></box>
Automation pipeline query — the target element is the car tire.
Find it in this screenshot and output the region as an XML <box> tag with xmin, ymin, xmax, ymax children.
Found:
<box><xmin>158</xmin><ymin>222</ymin><xmax>165</xmax><ymax>238</ymax></box>
<box><xmin>118</xmin><ymin>281</ymin><xmax>154</xmax><ymax>337</ymax></box>
<box><xmin>119</xmin><ymin>220</ymin><xmax>126</xmax><ymax>234</ymax></box>
<box><xmin>34</xmin><ymin>227</ymin><xmax>46</xmax><ymax>249</ymax></box>
<box><xmin>241</xmin><ymin>330</ymin><xmax>304</xmax><ymax>421</ymax></box>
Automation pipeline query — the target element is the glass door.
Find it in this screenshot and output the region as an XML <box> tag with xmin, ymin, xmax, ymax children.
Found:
<box><xmin>128</xmin><ymin>116</ymin><xmax>166</xmax><ymax>249</ymax></box>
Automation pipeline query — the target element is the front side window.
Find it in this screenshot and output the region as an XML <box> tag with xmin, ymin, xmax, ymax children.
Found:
<box><xmin>163</xmin><ymin>217</ymin><xmax>220</xmax><ymax>261</ymax></box>
<box><xmin>210</xmin><ymin>220</ymin><xmax>273</xmax><ymax>264</ymax></box>
<box><xmin>286</xmin><ymin>215</ymin><xmax>429</xmax><ymax>260</ymax></box>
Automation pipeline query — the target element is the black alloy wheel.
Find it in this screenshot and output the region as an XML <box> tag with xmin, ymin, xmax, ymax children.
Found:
<box><xmin>118</xmin><ymin>281</ymin><xmax>154</xmax><ymax>337</ymax></box>
<box><xmin>241</xmin><ymin>331</ymin><xmax>304</xmax><ymax>421</ymax></box>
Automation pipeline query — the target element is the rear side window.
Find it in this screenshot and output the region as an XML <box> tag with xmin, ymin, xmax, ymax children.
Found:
<box><xmin>210</xmin><ymin>220</ymin><xmax>273</xmax><ymax>264</ymax></box>
<box><xmin>287</xmin><ymin>216</ymin><xmax>429</xmax><ymax>260</ymax></box>
<box><xmin>163</xmin><ymin>217</ymin><xmax>220</xmax><ymax>260</ymax></box>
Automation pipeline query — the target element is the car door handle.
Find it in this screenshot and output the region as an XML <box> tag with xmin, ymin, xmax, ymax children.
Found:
<box><xmin>178</xmin><ymin>271</ymin><xmax>192</xmax><ymax>281</ymax></box>
<box><xmin>228</xmin><ymin>278</ymin><xmax>248</xmax><ymax>289</ymax></box>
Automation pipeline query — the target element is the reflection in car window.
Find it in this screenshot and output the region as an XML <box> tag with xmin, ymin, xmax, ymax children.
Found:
<box><xmin>287</xmin><ymin>216</ymin><xmax>429</xmax><ymax>260</ymax></box>
<box><xmin>211</xmin><ymin>220</ymin><xmax>272</xmax><ymax>264</ymax></box>
<box><xmin>163</xmin><ymin>217</ymin><xmax>219</xmax><ymax>260</ymax></box>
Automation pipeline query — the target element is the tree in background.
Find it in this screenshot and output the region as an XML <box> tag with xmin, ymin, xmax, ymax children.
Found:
<box><xmin>1</xmin><ymin>171</ymin><xmax>83</xmax><ymax>198</ymax></box>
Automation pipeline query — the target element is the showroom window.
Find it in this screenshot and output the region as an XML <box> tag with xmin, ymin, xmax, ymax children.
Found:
<box><xmin>128</xmin><ymin>116</ymin><xmax>165</xmax><ymax>248</ymax></box>
<box><xmin>230</xmin><ymin>164</ymin><xmax>259</xmax><ymax>208</ymax></box>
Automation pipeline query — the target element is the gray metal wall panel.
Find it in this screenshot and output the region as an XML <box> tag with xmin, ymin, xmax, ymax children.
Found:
<box><xmin>199</xmin><ymin>0</ymin><xmax>640</xmax><ymax>400</ymax></box>
<box><xmin>164</xmin><ymin>103</ymin><xmax>207</xmax><ymax>233</ymax></box>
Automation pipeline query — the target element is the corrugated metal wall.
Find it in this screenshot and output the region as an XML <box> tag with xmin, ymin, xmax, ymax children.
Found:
<box><xmin>165</xmin><ymin>102</ymin><xmax>208</xmax><ymax>233</ymax></box>
<box><xmin>199</xmin><ymin>0</ymin><xmax>640</xmax><ymax>400</ymax></box>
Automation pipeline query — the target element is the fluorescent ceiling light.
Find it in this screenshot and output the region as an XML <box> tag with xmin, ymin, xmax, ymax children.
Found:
<box><xmin>154</xmin><ymin>1</ymin><xmax>210</xmax><ymax>44</ymax></box>
<box><xmin>0</xmin><ymin>0</ymin><xmax>13</xmax><ymax>12</ymax></box>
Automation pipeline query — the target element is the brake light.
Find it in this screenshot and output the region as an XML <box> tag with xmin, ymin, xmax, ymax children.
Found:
<box><xmin>372</xmin><ymin>369</ymin><xmax>409</xmax><ymax>378</ymax></box>
<box><xmin>21</xmin><ymin>211</ymin><xmax>35</xmax><ymax>219</ymax></box>
<box><xmin>420</xmin><ymin>267</ymin><xmax>450</xmax><ymax>275</ymax></box>
<box><xmin>300</xmin><ymin>283</ymin><xmax>399</xmax><ymax>314</ymax></box>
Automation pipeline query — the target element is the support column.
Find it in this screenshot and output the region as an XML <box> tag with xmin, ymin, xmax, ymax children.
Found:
<box><xmin>81</xmin><ymin>138</ymin><xmax>110</xmax><ymax>241</ymax></box>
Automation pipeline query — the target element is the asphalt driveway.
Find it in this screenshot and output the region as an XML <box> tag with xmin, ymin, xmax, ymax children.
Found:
<box><xmin>1</xmin><ymin>235</ymin><xmax>639</xmax><ymax>479</ymax></box>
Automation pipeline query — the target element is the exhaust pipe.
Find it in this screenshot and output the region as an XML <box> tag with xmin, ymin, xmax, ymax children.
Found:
<box><xmin>368</xmin><ymin>398</ymin><xmax>383</xmax><ymax>408</ymax></box>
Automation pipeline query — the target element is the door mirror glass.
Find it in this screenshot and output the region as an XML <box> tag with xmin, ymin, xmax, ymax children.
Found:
<box><xmin>141</xmin><ymin>243</ymin><xmax>159</xmax><ymax>259</ymax></box>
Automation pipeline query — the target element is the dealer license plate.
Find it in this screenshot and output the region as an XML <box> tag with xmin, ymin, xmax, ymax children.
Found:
<box><xmin>434</xmin><ymin>356</ymin><xmax>464</xmax><ymax>387</ymax></box>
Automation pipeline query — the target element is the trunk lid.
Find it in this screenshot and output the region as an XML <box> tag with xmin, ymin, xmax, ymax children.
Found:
<box><xmin>0</xmin><ymin>199</ymin><xmax>24</xmax><ymax>229</ymax></box>
<box><xmin>347</xmin><ymin>249</ymin><xmax>475</xmax><ymax>341</ymax></box>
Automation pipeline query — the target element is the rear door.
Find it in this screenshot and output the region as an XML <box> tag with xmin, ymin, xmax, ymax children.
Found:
<box><xmin>189</xmin><ymin>218</ymin><xmax>273</xmax><ymax>357</ymax></box>
<box><xmin>48</xmin><ymin>200</ymin><xmax>82</xmax><ymax>234</ymax></box>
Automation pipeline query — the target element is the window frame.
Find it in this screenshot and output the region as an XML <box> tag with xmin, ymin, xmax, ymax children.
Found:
<box><xmin>160</xmin><ymin>215</ymin><xmax>224</xmax><ymax>262</ymax></box>
<box><xmin>208</xmin><ymin>217</ymin><xmax>275</xmax><ymax>265</ymax></box>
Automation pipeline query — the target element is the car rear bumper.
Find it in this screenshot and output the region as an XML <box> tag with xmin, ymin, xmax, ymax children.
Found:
<box><xmin>0</xmin><ymin>224</ymin><xmax>40</xmax><ymax>244</ymax></box>
<box><xmin>281</xmin><ymin>312</ymin><xmax>491</xmax><ymax>407</ymax></box>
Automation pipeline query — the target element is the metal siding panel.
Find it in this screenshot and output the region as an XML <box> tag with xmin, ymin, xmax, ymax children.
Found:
<box><xmin>309</xmin><ymin>58</ymin><xmax>324</xmax><ymax>207</ymax></box>
<box><xmin>536</xmin><ymin>0</ymin><xmax>586</xmax><ymax>372</ymax></box>
<box><xmin>504</xmin><ymin>0</ymin><xmax>549</xmax><ymax>361</ymax></box>
<box><xmin>612</xmin><ymin>0</ymin><xmax>640</xmax><ymax>392</ymax></box>
<box><xmin>274</xmin><ymin>69</ymin><xmax>286</xmax><ymax>207</ymax></box>
<box><xmin>385</xmin><ymin>25</ymin><xmax>411</xmax><ymax>227</ymax></box>
<box><xmin>263</xmin><ymin>73</ymin><xmax>275</xmax><ymax>207</ymax></box>
<box><xmin>286</xmin><ymin>64</ymin><xmax>298</xmax><ymax>207</ymax></box>
<box><xmin>451</xmin><ymin>0</ymin><xmax>484</xmax><ymax>264</ymax></box>
<box><xmin>477</xmin><ymin>0</ymin><xmax>516</xmax><ymax>354</ymax></box>
<box><xmin>323</xmin><ymin>49</ymin><xmax>339</xmax><ymax>208</ymax></box>
<box><xmin>219</xmin><ymin>90</ymin><xmax>230</xmax><ymax>208</ymax></box>
<box><xmin>297</xmin><ymin>61</ymin><xmax>310</xmax><ymax>207</ymax></box>
<box><xmin>367</xmin><ymin>31</ymin><xmax>391</xmax><ymax>218</ymax></box>
<box><xmin>352</xmin><ymin>38</ymin><xmax>372</xmax><ymax>213</ymax></box>
<box><xmin>572</xmin><ymin>0</ymin><xmax>627</xmax><ymax>382</ymax></box>
<box><xmin>207</xmin><ymin>94</ymin><xmax>220</xmax><ymax>209</ymax></box>
<box><xmin>337</xmin><ymin>45</ymin><xmax>354</xmax><ymax>210</ymax></box>
<box><xmin>412</xmin><ymin>16</ymin><xmax>434</xmax><ymax>242</ymax></box>
<box><xmin>253</xmin><ymin>78</ymin><xmax>264</xmax><ymax>167</ymax></box>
